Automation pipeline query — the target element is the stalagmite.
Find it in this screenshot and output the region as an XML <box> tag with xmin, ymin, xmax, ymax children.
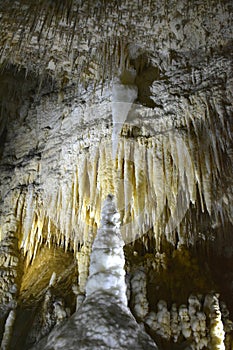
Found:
<box><xmin>85</xmin><ymin>194</ymin><xmax>127</xmax><ymax>305</ymax></box>
<box><xmin>76</xmin><ymin>242</ymin><xmax>92</xmax><ymax>306</ymax></box>
<box><xmin>198</xmin><ymin>311</ymin><xmax>208</xmax><ymax>349</ymax></box>
<box><xmin>204</xmin><ymin>293</ymin><xmax>225</xmax><ymax>350</ymax></box>
<box><xmin>131</xmin><ymin>267</ymin><xmax>149</xmax><ymax>320</ymax></box>
<box><xmin>53</xmin><ymin>299</ymin><xmax>69</xmax><ymax>325</ymax></box>
<box><xmin>220</xmin><ymin>302</ymin><xmax>233</xmax><ymax>350</ymax></box>
<box><xmin>156</xmin><ymin>300</ymin><xmax>171</xmax><ymax>340</ymax></box>
<box><xmin>145</xmin><ymin>312</ymin><xmax>158</xmax><ymax>332</ymax></box>
<box><xmin>30</xmin><ymin>195</ymin><xmax>158</xmax><ymax>349</ymax></box>
<box><xmin>179</xmin><ymin>304</ymin><xmax>192</xmax><ymax>339</ymax></box>
<box><xmin>143</xmin><ymin>293</ymin><xmax>233</xmax><ymax>348</ymax></box>
<box><xmin>170</xmin><ymin>303</ymin><xmax>181</xmax><ymax>342</ymax></box>
<box><xmin>188</xmin><ymin>294</ymin><xmax>207</xmax><ymax>349</ymax></box>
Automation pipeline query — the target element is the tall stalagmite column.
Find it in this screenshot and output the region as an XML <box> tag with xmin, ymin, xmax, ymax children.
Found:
<box><xmin>85</xmin><ymin>194</ymin><xmax>127</xmax><ymax>305</ymax></box>
<box><xmin>31</xmin><ymin>195</ymin><xmax>158</xmax><ymax>349</ymax></box>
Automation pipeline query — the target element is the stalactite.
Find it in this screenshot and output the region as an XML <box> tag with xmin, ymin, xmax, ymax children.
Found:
<box><xmin>1</xmin><ymin>98</ymin><xmax>230</xmax><ymax>263</ymax></box>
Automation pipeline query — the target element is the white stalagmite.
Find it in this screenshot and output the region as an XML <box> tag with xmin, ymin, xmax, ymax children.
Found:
<box><xmin>53</xmin><ymin>299</ymin><xmax>68</xmax><ymax>325</ymax></box>
<box><xmin>170</xmin><ymin>303</ymin><xmax>181</xmax><ymax>342</ymax></box>
<box><xmin>145</xmin><ymin>312</ymin><xmax>158</xmax><ymax>332</ymax></box>
<box><xmin>131</xmin><ymin>267</ymin><xmax>149</xmax><ymax>320</ymax></box>
<box><xmin>27</xmin><ymin>198</ymin><xmax>159</xmax><ymax>350</ymax></box>
<box><xmin>85</xmin><ymin>194</ymin><xmax>127</xmax><ymax>305</ymax></box>
<box><xmin>197</xmin><ymin>311</ymin><xmax>208</xmax><ymax>349</ymax></box>
<box><xmin>220</xmin><ymin>301</ymin><xmax>233</xmax><ymax>350</ymax></box>
<box><xmin>156</xmin><ymin>300</ymin><xmax>171</xmax><ymax>340</ymax></box>
<box><xmin>204</xmin><ymin>293</ymin><xmax>225</xmax><ymax>350</ymax></box>
<box><xmin>188</xmin><ymin>294</ymin><xmax>207</xmax><ymax>349</ymax></box>
<box><xmin>143</xmin><ymin>293</ymin><xmax>233</xmax><ymax>348</ymax></box>
<box><xmin>76</xmin><ymin>242</ymin><xmax>92</xmax><ymax>301</ymax></box>
<box><xmin>179</xmin><ymin>304</ymin><xmax>192</xmax><ymax>339</ymax></box>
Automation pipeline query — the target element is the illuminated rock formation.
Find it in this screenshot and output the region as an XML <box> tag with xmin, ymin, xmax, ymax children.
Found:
<box><xmin>30</xmin><ymin>195</ymin><xmax>158</xmax><ymax>350</ymax></box>
<box><xmin>0</xmin><ymin>0</ymin><xmax>232</xmax><ymax>349</ymax></box>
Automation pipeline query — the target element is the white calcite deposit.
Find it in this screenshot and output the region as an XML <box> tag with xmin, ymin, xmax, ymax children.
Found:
<box><xmin>30</xmin><ymin>195</ymin><xmax>158</xmax><ymax>350</ymax></box>
<box><xmin>143</xmin><ymin>292</ymin><xmax>232</xmax><ymax>349</ymax></box>
<box><xmin>85</xmin><ymin>194</ymin><xmax>127</xmax><ymax>305</ymax></box>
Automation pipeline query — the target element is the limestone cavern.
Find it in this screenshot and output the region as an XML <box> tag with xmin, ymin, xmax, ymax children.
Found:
<box><xmin>0</xmin><ymin>0</ymin><xmax>233</xmax><ymax>349</ymax></box>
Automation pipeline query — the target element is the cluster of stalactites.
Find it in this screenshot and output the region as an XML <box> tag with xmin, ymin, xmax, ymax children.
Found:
<box><xmin>1</xmin><ymin>113</ymin><xmax>231</xmax><ymax>266</ymax></box>
<box><xmin>0</xmin><ymin>1</ymin><xmax>142</xmax><ymax>85</ymax></box>
<box><xmin>0</xmin><ymin>63</ymin><xmax>232</xmax><ymax>265</ymax></box>
<box><xmin>0</xmin><ymin>0</ymin><xmax>232</xmax><ymax>90</ymax></box>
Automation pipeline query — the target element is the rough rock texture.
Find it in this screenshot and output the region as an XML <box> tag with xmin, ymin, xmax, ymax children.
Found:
<box><xmin>0</xmin><ymin>0</ymin><xmax>233</xmax><ymax>349</ymax></box>
<box><xmin>31</xmin><ymin>292</ymin><xmax>157</xmax><ymax>350</ymax></box>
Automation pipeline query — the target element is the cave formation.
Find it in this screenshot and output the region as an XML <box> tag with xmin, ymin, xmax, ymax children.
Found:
<box><xmin>0</xmin><ymin>0</ymin><xmax>233</xmax><ymax>349</ymax></box>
